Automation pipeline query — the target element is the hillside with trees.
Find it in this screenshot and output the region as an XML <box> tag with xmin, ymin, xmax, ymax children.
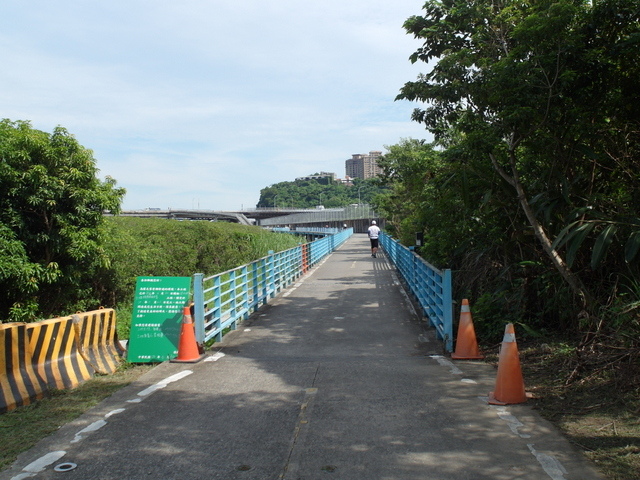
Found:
<box><xmin>257</xmin><ymin>177</ymin><xmax>388</xmax><ymax>209</ymax></box>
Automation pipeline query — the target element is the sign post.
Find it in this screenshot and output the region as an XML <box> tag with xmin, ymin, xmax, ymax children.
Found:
<box><xmin>127</xmin><ymin>276</ymin><xmax>192</xmax><ymax>363</ymax></box>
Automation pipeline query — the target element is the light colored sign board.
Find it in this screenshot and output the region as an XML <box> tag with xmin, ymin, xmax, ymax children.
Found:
<box><xmin>127</xmin><ymin>276</ymin><xmax>192</xmax><ymax>363</ymax></box>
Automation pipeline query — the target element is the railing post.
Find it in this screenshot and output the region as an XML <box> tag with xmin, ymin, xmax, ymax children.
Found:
<box><xmin>443</xmin><ymin>268</ymin><xmax>453</xmax><ymax>352</ymax></box>
<box><xmin>193</xmin><ymin>273</ymin><xmax>205</xmax><ymax>344</ymax></box>
<box><xmin>409</xmin><ymin>247</ymin><xmax>416</xmax><ymax>293</ymax></box>
<box><xmin>229</xmin><ymin>270</ymin><xmax>238</xmax><ymax>330</ymax></box>
<box><xmin>213</xmin><ymin>275</ymin><xmax>222</xmax><ymax>342</ymax></box>
<box><xmin>267</xmin><ymin>250</ymin><xmax>275</xmax><ymax>298</ymax></box>
<box><xmin>252</xmin><ymin>261</ymin><xmax>259</xmax><ymax>312</ymax></box>
<box><xmin>241</xmin><ymin>265</ymin><xmax>249</xmax><ymax>320</ymax></box>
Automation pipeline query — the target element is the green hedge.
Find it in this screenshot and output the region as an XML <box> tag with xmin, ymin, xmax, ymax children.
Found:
<box><xmin>98</xmin><ymin>218</ymin><xmax>301</xmax><ymax>337</ymax></box>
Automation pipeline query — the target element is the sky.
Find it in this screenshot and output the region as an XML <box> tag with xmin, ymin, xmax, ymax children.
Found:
<box><xmin>1</xmin><ymin>1</ymin><xmax>431</xmax><ymax>211</ymax></box>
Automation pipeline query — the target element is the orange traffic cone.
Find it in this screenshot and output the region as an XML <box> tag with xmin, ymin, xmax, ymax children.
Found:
<box><xmin>451</xmin><ymin>299</ymin><xmax>484</xmax><ymax>360</ymax></box>
<box><xmin>171</xmin><ymin>307</ymin><xmax>204</xmax><ymax>363</ymax></box>
<box><xmin>488</xmin><ymin>323</ymin><xmax>527</xmax><ymax>405</ymax></box>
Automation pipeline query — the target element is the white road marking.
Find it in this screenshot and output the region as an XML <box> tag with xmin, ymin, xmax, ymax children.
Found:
<box><xmin>204</xmin><ymin>352</ymin><xmax>226</xmax><ymax>362</ymax></box>
<box><xmin>528</xmin><ymin>444</ymin><xmax>568</xmax><ymax>480</ymax></box>
<box><xmin>71</xmin><ymin>420</ymin><xmax>107</xmax><ymax>443</ymax></box>
<box><xmin>492</xmin><ymin>406</ymin><xmax>531</xmax><ymax>438</ymax></box>
<box><xmin>134</xmin><ymin>370</ymin><xmax>193</xmax><ymax>398</ymax></box>
<box><xmin>430</xmin><ymin>355</ymin><xmax>463</xmax><ymax>375</ymax></box>
<box><xmin>12</xmin><ymin>451</ymin><xmax>66</xmax><ymax>479</ymax></box>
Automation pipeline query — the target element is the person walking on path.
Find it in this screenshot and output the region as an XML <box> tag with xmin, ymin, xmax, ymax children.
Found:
<box><xmin>367</xmin><ymin>220</ymin><xmax>381</xmax><ymax>257</ymax></box>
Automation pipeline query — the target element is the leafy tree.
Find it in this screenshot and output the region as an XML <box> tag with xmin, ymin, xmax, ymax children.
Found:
<box><xmin>0</xmin><ymin>120</ymin><xmax>125</xmax><ymax>321</ymax></box>
<box><xmin>376</xmin><ymin>139</ymin><xmax>442</xmax><ymax>244</ymax></box>
<box><xmin>397</xmin><ymin>0</ymin><xmax>640</xmax><ymax>320</ymax></box>
<box><xmin>257</xmin><ymin>178</ymin><xmax>386</xmax><ymax>209</ymax></box>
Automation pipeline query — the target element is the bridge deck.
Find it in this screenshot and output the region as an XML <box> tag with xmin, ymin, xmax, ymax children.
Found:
<box><xmin>2</xmin><ymin>236</ymin><xmax>603</xmax><ymax>480</ymax></box>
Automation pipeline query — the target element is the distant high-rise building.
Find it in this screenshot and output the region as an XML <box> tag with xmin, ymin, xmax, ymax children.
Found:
<box><xmin>345</xmin><ymin>151</ymin><xmax>383</xmax><ymax>179</ymax></box>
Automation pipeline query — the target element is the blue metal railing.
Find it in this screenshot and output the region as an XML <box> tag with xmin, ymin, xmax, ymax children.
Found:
<box><xmin>271</xmin><ymin>227</ymin><xmax>341</xmax><ymax>235</ymax></box>
<box><xmin>380</xmin><ymin>232</ymin><xmax>453</xmax><ymax>351</ymax></box>
<box><xmin>192</xmin><ymin>228</ymin><xmax>353</xmax><ymax>343</ymax></box>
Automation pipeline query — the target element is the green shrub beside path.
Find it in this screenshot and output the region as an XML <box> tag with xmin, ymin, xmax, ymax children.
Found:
<box><xmin>99</xmin><ymin>217</ymin><xmax>301</xmax><ymax>338</ymax></box>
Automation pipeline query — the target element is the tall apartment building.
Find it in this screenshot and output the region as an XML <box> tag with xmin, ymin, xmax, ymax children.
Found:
<box><xmin>345</xmin><ymin>151</ymin><xmax>383</xmax><ymax>179</ymax></box>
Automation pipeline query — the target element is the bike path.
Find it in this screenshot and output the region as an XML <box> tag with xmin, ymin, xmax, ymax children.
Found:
<box><xmin>1</xmin><ymin>235</ymin><xmax>604</xmax><ymax>480</ymax></box>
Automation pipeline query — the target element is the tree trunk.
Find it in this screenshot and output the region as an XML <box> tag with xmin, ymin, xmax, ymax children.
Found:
<box><xmin>489</xmin><ymin>151</ymin><xmax>595</xmax><ymax>312</ymax></box>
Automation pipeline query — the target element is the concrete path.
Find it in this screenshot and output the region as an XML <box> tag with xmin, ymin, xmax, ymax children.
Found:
<box><xmin>1</xmin><ymin>235</ymin><xmax>604</xmax><ymax>480</ymax></box>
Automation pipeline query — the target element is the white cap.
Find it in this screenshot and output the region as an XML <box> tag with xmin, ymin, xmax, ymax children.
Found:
<box><xmin>371</xmin><ymin>220</ymin><xmax>376</xmax><ymax>225</ymax></box>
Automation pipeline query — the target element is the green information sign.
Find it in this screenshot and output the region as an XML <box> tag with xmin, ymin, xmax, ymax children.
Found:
<box><xmin>127</xmin><ymin>276</ymin><xmax>192</xmax><ymax>363</ymax></box>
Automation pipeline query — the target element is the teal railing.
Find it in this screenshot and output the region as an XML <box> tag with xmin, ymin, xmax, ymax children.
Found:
<box><xmin>380</xmin><ymin>232</ymin><xmax>453</xmax><ymax>351</ymax></box>
<box><xmin>192</xmin><ymin>228</ymin><xmax>353</xmax><ymax>344</ymax></box>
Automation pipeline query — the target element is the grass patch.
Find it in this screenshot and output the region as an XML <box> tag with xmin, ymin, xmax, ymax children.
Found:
<box><xmin>0</xmin><ymin>363</ymin><xmax>153</xmax><ymax>471</ymax></box>
<box><xmin>514</xmin><ymin>339</ymin><xmax>640</xmax><ymax>480</ymax></box>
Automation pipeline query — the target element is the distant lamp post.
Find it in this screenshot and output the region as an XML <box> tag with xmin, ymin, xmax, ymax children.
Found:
<box><xmin>357</xmin><ymin>186</ymin><xmax>362</xmax><ymax>205</ymax></box>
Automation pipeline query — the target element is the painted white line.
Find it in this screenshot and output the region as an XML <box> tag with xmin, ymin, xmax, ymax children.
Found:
<box><xmin>429</xmin><ymin>355</ymin><xmax>463</xmax><ymax>375</ymax></box>
<box><xmin>528</xmin><ymin>444</ymin><xmax>568</xmax><ymax>480</ymax></box>
<box><xmin>204</xmin><ymin>352</ymin><xmax>225</xmax><ymax>362</ymax></box>
<box><xmin>18</xmin><ymin>451</ymin><xmax>66</xmax><ymax>476</ymax></box>
<box><xmin>11</xmin><ymin>369</ymin><xmax>195</xmax><ymax>478</ymax></box>
<box><xmin>135</xmin><ymin>370</ymin><xmax>193</xmax><ymax>398</ymax></box>
<box><xmin>460</xmin><ymin>378</ymin><xmax>477</xmax><ymax>384</ymax></box>
<box><xmin>10</xmin><ymin>473</ymin><xmax>36</xmax><ymax>480</ymax></box>
<box><xmin>71</xmin><ymin>420</ymin><xmax>107</xmax><ymax>443</ymax></box>
<box><xmin>492</xmin><ymin>406</ymin><xmax>531</xmax><ymax>438</ymax></box>
<box><xmin>105</xmin><ymin>408</ymin><xmax>126</xmax><ymax>418</ymax></box>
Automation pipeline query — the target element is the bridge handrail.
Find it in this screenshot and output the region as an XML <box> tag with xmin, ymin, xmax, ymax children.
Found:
<box><xmin>192</xmin><ymin>228</ymin><xmax>353</xmax><ymax>344</ymax></box>
<box><xmin>380</xmin><ymin>232</ymin><xmax>453</xmax><ymax>351</ymax></box>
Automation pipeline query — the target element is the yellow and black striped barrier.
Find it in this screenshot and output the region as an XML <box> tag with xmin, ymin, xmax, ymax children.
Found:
<box><xmin>27</xmin><ymin>316</ymin><xmax>94</xmax><ymax>391</ymax></box>
<box><xmin>0</xmin><ymin>308</ymin><xmax>125</xmax><ymax>413</ymax></box>
<box><xmin>0</xmin><ymin>323</ymin><xmax>48</xmax><ymax>413</ymax></box>
<box><xmin>74</xmin><ymin>309</ymin><xmax>125</xmax><ymax>375</ymax></box>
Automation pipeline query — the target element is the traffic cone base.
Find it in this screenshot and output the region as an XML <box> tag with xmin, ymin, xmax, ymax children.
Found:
<box><xmin>487</xmin><ymin>323</ymin><xmax>526</xmax><ymax>405</ymax></box>
<box><xmin>451</xmin><ymin>299</ymin><xmax>484</xmax><ymax>360</ymax></box>
<box><xmin>171</xmin><ymin>307</ymin><xmax>205</xmax><ymax>363</ymax></box>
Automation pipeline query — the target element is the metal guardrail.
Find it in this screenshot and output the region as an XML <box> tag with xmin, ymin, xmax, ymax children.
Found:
<box><xmin>258</xmin><ymin>204</ymin><xmax>378</xmax><ymax>226</ymax></box>
<box><xmin>271</xmin><ymin>227</ymin><xmax>341</xmax><ymax>235</ymax></box>
<box><xmin>192</xmin><ymin>228</ymin><xmax>353</xmax><ymax>344</ymax></box>
<box><xmin>380</xmin><ymin>232</ymin><xmax>453</xmax><ymax>351</ymax></box>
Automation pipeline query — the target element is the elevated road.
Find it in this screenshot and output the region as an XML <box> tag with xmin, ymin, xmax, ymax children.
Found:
<box><xmin>116</xmin><ymin>209</ymin><xmax>254</xmax><ymax>225</ymax></box>
<box><xmin>117</xmin><ymin>205</ymin><xmax>381</xmax><ymax>232</ymax></box>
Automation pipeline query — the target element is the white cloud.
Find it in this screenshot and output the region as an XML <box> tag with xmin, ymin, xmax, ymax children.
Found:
<box><xmin>1</xmin><ymin>0</ymin><xmax>431</xmax><ymax>210</ymax></box>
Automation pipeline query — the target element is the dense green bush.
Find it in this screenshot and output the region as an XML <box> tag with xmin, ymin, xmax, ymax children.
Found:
<box><xmin>0</xmin><ymin>120</ymin><xmax>125</xmax><ymax>322</ymax></box>
<box><xmin>99</xmin><ymin>217</ymin><xmax>300</xmax><ymax>305</ymax></box>
<box><xmin>97</xmin><ymin>218</ymin><xmax>301</xmax><ymax>337</ymax></box>
<box><xmin>381</xmin><ymin>0</ymin><xmax>640</xmax><ymax>347</ymax></box>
